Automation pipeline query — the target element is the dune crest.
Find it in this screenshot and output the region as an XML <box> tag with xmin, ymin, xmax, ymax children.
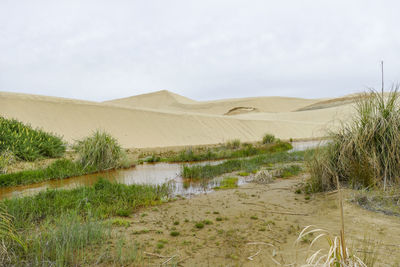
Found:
<box><xmin>0</xmin><ymin>90</ymin><xmax>352</xmax><ymax>148</ymax></box>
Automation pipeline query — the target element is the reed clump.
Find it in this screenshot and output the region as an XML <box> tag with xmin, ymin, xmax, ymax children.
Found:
<box><xmin>308</xmin><ymin>88</ymin><xmax>400</xmax><ymax>191</ymax></box>
<box><xmin>75</xmin><ymin>130</ymin><xmax>123</xmax><ymax>171</ymax></box>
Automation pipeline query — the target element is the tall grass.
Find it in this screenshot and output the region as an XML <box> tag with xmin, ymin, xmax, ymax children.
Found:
<box><xmin>308</xmin><ymin>88</ymin><xmax>400</xmax><ymax>191</ymax></box>
<box><xmin>5</xmin><ymin>212</ymin><xmax>109</xmax><ymax>266</ymax></box>
<box><xmin>0</xmin><ymin>116</ymin><xmax>66</xmax><ymax>161</ymax></box>
<box><xmin>75</xmin><ymin>130</ymin><xmax>123</xmax><ymax>171</ymax></box>
<box><xmin>0</xmin><ymin>204</ymin><xmax>26</xmax><ymax>264</ymax></box>
<box><xmin>1</xmin><ymin>179</ymin><xmax>169</xmax><ymax>266</ymax></box>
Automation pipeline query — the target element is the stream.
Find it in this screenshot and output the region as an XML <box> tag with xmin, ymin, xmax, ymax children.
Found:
<box><xmin>0</xmin><ymin>140</ymin><xmax>323</xmax><ymax>200</ymax></box>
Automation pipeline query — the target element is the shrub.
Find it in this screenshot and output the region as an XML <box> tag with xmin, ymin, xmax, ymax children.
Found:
<box><xmin>262</xmin><ymin>133</ymin><xmax>275</xmax><ymax>144</ymax></box>
<box><xmin>308</xmin><ymin>88</ymin><xmax>400</xmax><ymax>191</ymax></box>
<box><xmin>0</xmin><ymin>117</ymin><xmax>65</xmax><ymax>161</ymax></box>
<box><xmin>75</xmin><ymin>130</ymin><xmax>123</xmax><ymax>171</ymax></box>
<box><xmin>226</xmin><ymin>139</ymin><xmax>241</xmax><ymax>149</ymax></box>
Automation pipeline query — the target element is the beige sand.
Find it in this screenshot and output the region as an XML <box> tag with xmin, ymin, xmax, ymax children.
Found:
<box><xmin>95</xmin><ymin>177</ymin><xmax>400</xmax><ymax>266</ymax></box>
<box><xmin>0</xmin><ymin>90</ymin><xmax>356</xmax><ymax>148</ymax></box>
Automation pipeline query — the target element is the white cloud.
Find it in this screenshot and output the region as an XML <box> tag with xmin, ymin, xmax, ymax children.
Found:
<box><xmin>0</xmin><ymin>0</ymin><xmax>399</xmax><ymax>101</ymax></box>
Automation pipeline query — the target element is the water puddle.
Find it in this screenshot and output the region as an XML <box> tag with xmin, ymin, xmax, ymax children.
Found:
<box><xmin>0</xmin><ymin>141</ymin><xmax>322</xmax><ymax>200</ymax></box>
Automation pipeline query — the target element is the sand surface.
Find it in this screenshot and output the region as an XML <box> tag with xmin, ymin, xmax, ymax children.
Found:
<box><xmin>96</xmin><ymin>177</ymin><xmax>400</xmax><ymax>266</ymax></box>
<box><xmin>0</xmin><ymin>90</ymin><xmax>357</xmax><ymax>148</ymax></box>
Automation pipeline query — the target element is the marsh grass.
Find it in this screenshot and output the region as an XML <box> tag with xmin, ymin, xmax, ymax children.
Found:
<box><xmin>0</xmin><ymin>159</ymin><xmax>95</xmax><ymax>187</ymax></box>
<box><xmin>1</xmin><ymin>179</ymin><xmax>169</xmax><ymax>265</ymax></box>
<box><xmin>308</xmin><ymin>88</ymin><xmax>400</xmax><ymax>191</ymax></box>
<box><xmin>182</xmin><ymin>150</ymin><xmax>306</xmax><ymax>180</ymax></box>
<box><xmin>158</xmin><ymin>140</ymin><xmax>292</xmax><ymax>163</ymax></box>
<box><xmin>4</xmin><ymin>178</ymin><xmax>170</xmax><ymax>229</ymax></box>
<box><xmin>0</xmin><ymin>116</ymin><xmax>65</xmax><ymax>161</ymax></box>
<box><xmin>75</xmin><ymin>130</ymin><xmax>123</xmax><ymax>171</ymax></box>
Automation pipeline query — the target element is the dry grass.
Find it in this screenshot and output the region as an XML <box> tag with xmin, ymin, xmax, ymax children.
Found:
<box><xmin>297</xmin><ymin>226</ymin><xmax>366</xmax><ymax>267</ymax></box>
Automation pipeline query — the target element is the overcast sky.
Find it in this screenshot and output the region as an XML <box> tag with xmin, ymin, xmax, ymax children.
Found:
<box><xmin>0</xmin><ymin>0</ymin><xmax>399</xmax><ymax>101</ymax></box>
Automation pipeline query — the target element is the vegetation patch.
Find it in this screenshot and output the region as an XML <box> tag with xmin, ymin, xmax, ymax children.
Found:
<box><xmin>75</xmin><ymin>130</ymin><xmax>123</xmax><ymax>171</ymax></box>
<box><xmin>276</xmin><ymin>164</ymin><xmax>302</xmax><ymax>178</ymax></box>
<box><xmin>353</xmin><ymin>189</ymin><xmax>400</xmax><ymax>217</ymax></box>
<box><xmin>262</xmin><ymin>133</ymin><xmax>275</xmax><ymax>144</ymax></box>
<box><xmin>214</xmin><ymin>177</ymin><xmax>238</xmax><ymax>190</ymax></box>
<box><xmin>182</xmin><ymin>150</ymin><xmax>306</xmax><ymax>180</ymax></box>
<box><xmin>158</xmin><ymin>140</ymin><xmax>292</xmax><ymax>163</ymax></box>
<box><xmin>307</xmin><ymin>89</ymin><xmax>400</xmax><ymax>192</ymax></box>
<box><xmin>0</xmin><ymin>116</ymin><xmax>66</xmax><ymax>161</ymax></box>
<box><xmin>3</xmin><ymin>178</ymin><xmax>170</xmax><ymax>229</ymax></box>
<box><xmin>0</xmin><ymin>159</ymin><xmax>95</xmax><ymax>187</ymax></box>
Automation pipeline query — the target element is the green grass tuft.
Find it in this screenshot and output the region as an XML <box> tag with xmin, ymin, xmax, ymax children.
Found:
<box><xmin>75</xmin><ymin>130</ymin><xmax>123</xmax><ymax>171</ymax></box>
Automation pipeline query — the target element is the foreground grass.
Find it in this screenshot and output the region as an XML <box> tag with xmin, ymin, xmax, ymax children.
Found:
<box><xmin>4</xmin><ymin>178</ymin><xmax>170</xmax><ymax>229</ymax></box>
<box><xmin>2</xmin><ymin>179</ymin><xmax>170</xmax><ymax>266</ymax></box>
<box><xmin>182</xmin><ymin>150</ymin><xmax>308</xmax><ymax>180</ymax></box>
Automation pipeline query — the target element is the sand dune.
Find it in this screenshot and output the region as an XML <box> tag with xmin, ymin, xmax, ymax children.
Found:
<box><xmin>105</xmin><ymin>90</ymin><xmax>321</xmax><ymax>115</ymax></box>
<box><xmin>0</xmin><ymin>90</ymin><xmax>354</xmax><ymax>148</ymax></box>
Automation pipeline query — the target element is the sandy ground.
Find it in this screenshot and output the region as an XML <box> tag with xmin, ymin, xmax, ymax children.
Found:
<box><xmin>96</xmin><ymin>177</ymin><xmax>400</xmax><ymax>266</ymax></box>
<box><xmin>0</xmin><ymin>90</ymin><xmax>356</xmax><ymax>149</ymax></box>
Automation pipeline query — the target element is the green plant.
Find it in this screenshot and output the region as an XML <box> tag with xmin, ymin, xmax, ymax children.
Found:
<box><xmin>111</xmin><ymin>218</ymin><xmax>130</xmax><ymax>227</ymax></box>
<box><xmin>75</xmin><ymin>130</ymin><xmax>123</xmax><ymax>171</ymax></box>
<box><xmin>195</xmin><ymin>222</ymin><xmax>204</xmax><ymax>229</ymax></box>
<box><xmin>262</xmin><ymin>133</ymin><xmax>275</xmax><ymax>144</ymax></box>
<box><xmin>182</xmin><ymin>149</ymin><xmax>305</xmax><ymax>180</ymax></box>
<box><xmin>308</xmin><ymin>88</ymin><xmax>400</xmax><ymax>191</ymax></box>
<box><xmin>0</xmin><ymin>116</ymin><xmax>66</xmax><ymax>161</ymax></box>
<box><xmin>277</xmin><ymin>164</ymin><xmax>302</xmax><ymax>178</ymax></box>
<box><xmin>170</xmin><ymin>231</ymin><xmax>180</xmax><ymax>236</ymax></box>
<box><xmin>214</xmin><ymin>177</ymin><xmax>238</xmax><ymax>190</ymax></box>
<box><xmin>226</xmin><ymin>139</ymin><xmax>241</xmax><ymax>149</ymax></box>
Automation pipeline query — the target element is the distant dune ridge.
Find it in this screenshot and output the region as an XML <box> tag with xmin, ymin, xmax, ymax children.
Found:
<box><xmin>0</xmin><ymin>90</ymin><xmax>356</xmax><ymax>148</ymax></box>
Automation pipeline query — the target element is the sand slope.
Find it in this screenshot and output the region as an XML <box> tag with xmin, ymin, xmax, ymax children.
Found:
<box><xmin>0</xmin><ymin>90</ymin><xmax>355</xmax><ymax>148</ymax></box>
